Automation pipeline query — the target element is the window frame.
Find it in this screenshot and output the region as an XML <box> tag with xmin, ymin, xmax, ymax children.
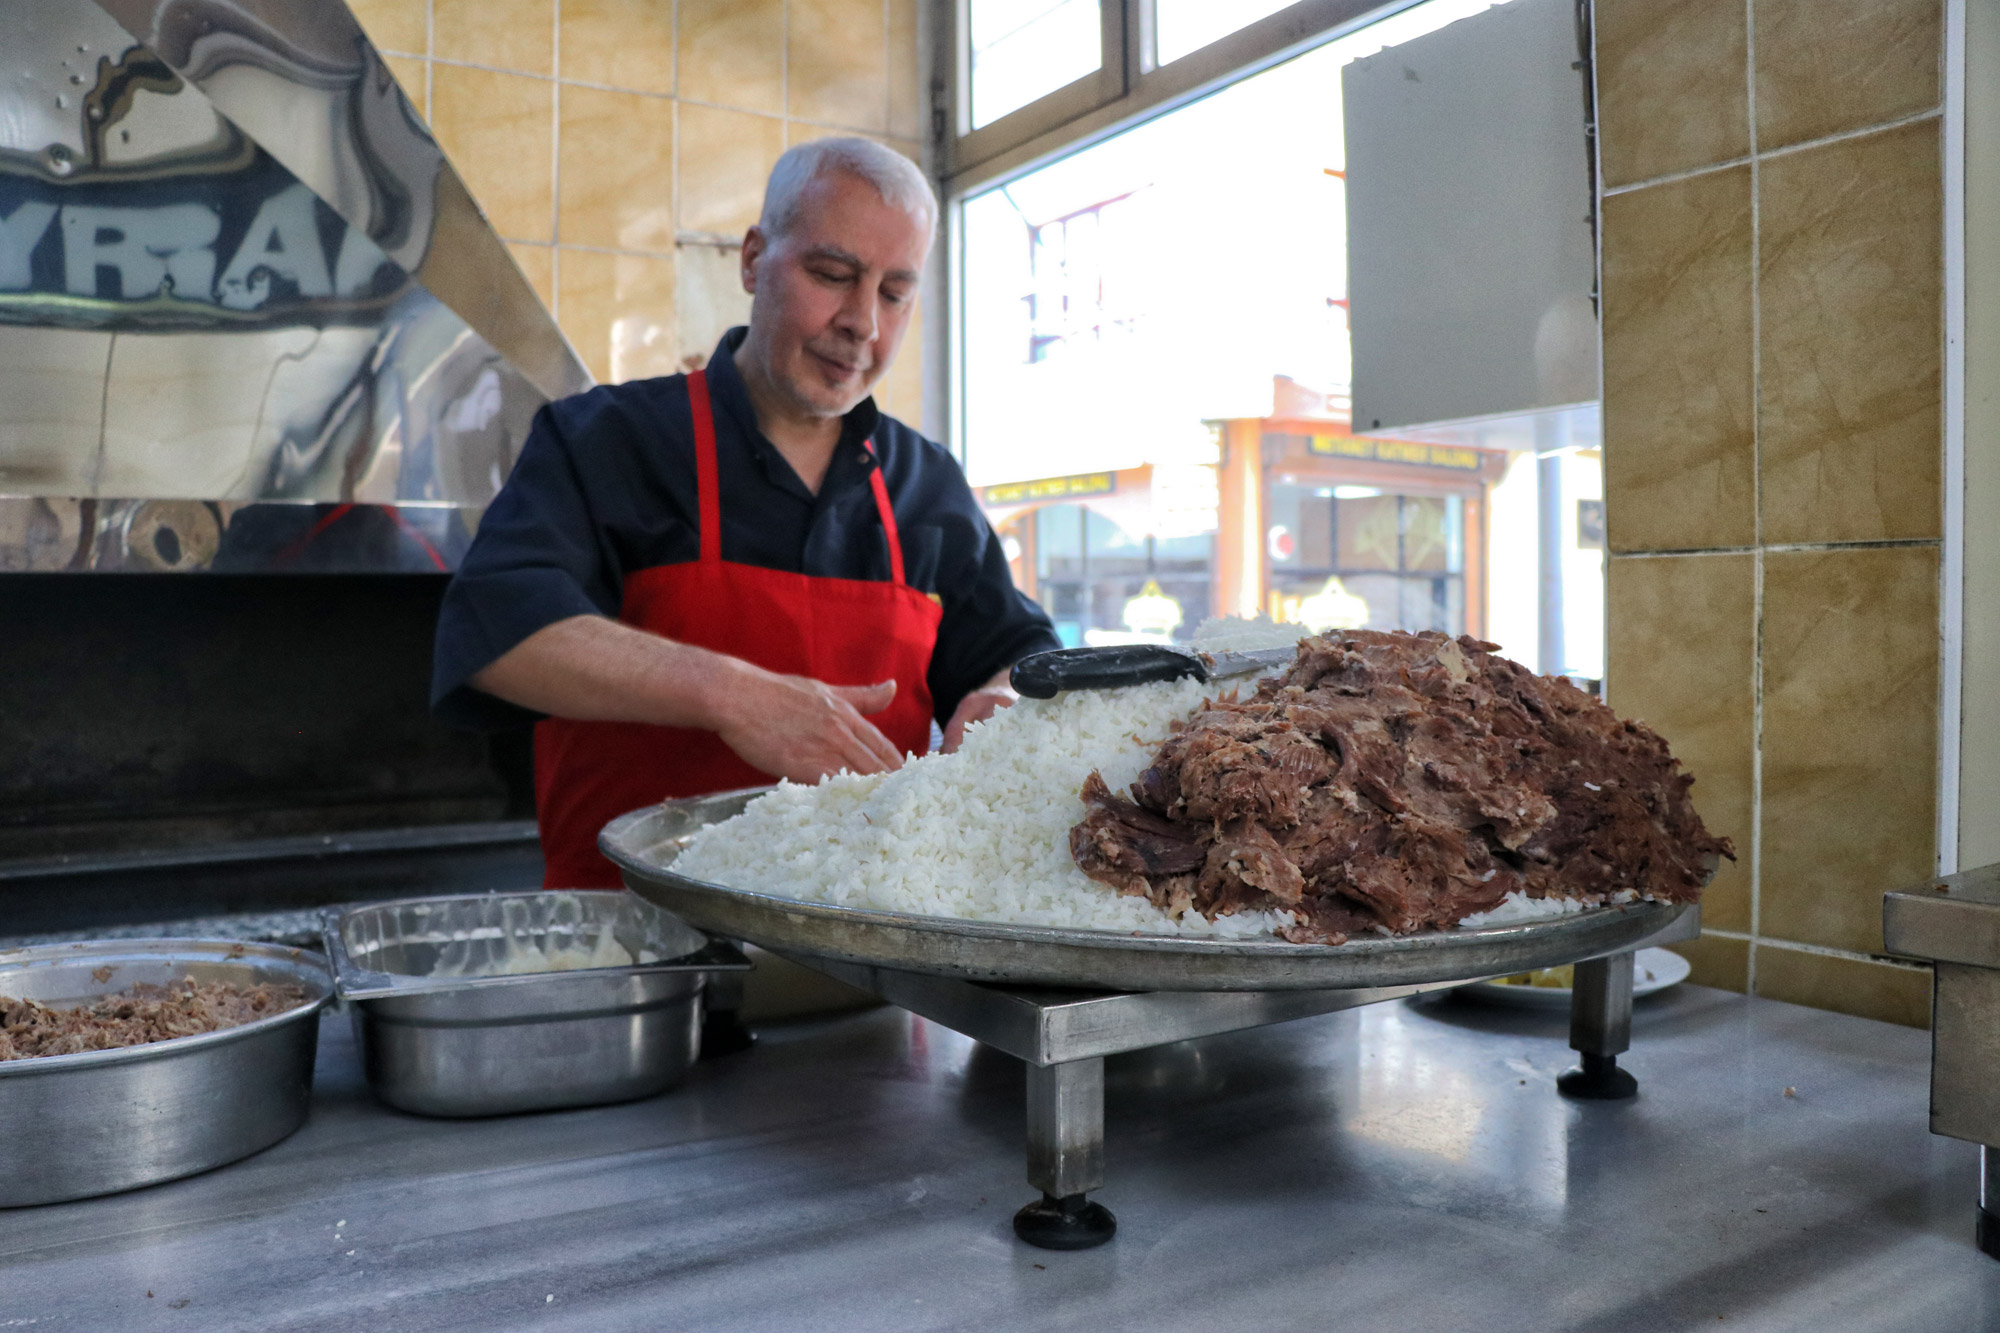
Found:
<box><xmin>939</xmin><ymin>0</ymin><xmax>1425</xmax><ymax>194</ymax></box>
<box><xmin>932</xmin><ymin>0</ymin><xmax>1432</xmax><ymax>463</ymax></box>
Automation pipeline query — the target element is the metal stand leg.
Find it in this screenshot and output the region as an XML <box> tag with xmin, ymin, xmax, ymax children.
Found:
<box><xmin>1558</xmin><ymin>951</ymin><xmax>1638</xmax><ymax>1100</ymax></box>
<box><xmin>1013</xmin><ymin>1057</ymin><xmax>1116</xmax><ymax>1250</ymax></box>
<box><xmin>699</xmin><ymin>961</ymin><xmax>756</xmax><ymax>1059</ymax></box>
<box><xmin>1979</xmin><ymin>1146</ymin><xmax>2000</xmax><ymax>1260</ymax></box>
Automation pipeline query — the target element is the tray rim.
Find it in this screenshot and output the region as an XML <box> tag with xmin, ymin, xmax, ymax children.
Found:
<box><xmin>601</xmin><ymin>796</ymin><xmax>1697</xmax><ymax>992</ymax></box>
<box><xmin>320</xmin><ymin>889</ymin><xmax>749</xmax><ymax>1002</ymax></box>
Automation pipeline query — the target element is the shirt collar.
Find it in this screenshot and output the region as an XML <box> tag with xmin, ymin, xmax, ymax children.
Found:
<box><xmin>706</xmin><ymin>328</ymin><xmax>881</xmax><ymax>466</ymax></box>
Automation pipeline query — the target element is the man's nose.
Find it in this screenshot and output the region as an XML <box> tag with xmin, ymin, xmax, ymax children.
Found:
<box><xmin>833</xmin><ymin>281</ymin><xmax>878</xmax><ymax>343</ymax></box>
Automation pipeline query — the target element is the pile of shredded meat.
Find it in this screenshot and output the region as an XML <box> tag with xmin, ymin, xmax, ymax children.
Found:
<box><xmin>0</xmin><ymin>977</ymin><xmax>307</xmax><ymax>1061</ymax></box>
<box><xmin>1070</xmin><ymin>629</ymin><xmax>1733</xmax><ymax>944</ymax></box>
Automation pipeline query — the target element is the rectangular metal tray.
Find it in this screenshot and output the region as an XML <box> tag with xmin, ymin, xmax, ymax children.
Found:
<box><xmin>321</xmin><ymin>891</ymin><xmax>746</xmax><ymax>1117</ymax></box>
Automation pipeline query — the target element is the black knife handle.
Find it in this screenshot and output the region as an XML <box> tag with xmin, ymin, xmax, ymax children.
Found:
<box><xmin>1009</xmin><ymin>645</ymin><xmax>1210</xmax><ymax>699</ymax></box>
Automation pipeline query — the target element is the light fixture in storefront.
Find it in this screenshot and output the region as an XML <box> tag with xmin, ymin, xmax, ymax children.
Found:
<box><xmin>1294</xmin><ymin>577</ymin><xmax>1370</xmax><ymax>633</ymax></box>
<box><xmin>1121</xmin><ymin>578</ymin><xmax>1184</xmax><ymax>637</ymax></box>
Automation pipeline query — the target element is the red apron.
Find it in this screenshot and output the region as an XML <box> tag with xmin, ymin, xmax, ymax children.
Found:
<box><xmin>533</xmin><ymin>370</ymin><xmax>943</xmax><ymax>887</ymax></box>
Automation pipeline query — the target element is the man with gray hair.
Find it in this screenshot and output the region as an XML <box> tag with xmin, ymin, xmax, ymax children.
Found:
<box><xmin>430</xmin><ymin>136</ymin><xmax>1059</xmax><ymax>890</ymax></box>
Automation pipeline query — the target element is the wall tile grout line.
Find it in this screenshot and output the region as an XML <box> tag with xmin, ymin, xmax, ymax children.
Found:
<box><xmin>552</xmin><ymin>0</ymin><xmax>563</xmax><ymax>255</ymax></box>
<box><xmin>1699</xmin><ymin>928</ymin><xmax>1933</xmax><ymax>972</ymax></box>
<box><xmin>1609</xmin><ymin>538</ymin><xmax>1944</xmax><ymax>560</ymax></box>
<box><xmin>372</xmin><ymin>54</ymin><xmax>918</xmax><ymax>148</ymax></box>
<box><xmin>1744</xmin><ymin>0</ymin><xmax>1762</xmax><ymax>997</ymax></box>
<box><xmin>1601</xmin><ymin>105</ymin><xmax>1944</xmax><ymax>200</ymax></box>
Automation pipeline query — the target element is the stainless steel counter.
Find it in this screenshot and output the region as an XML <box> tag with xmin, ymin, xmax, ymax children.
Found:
<box><xmin>4</xmin><ymin>985</ymin><xmax>1997</xmax><ymax>1330</ymax></box>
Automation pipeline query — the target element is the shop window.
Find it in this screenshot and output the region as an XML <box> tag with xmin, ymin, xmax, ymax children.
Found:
<box><xmin>1034</xmin><ymin>503</ymin><xmax>1211</xmax><ymax>647</ymax></box>
<box><xmin>1266</xmin><ymin>481</ymin><xmax>1466</xmax><ymax>634</ymax></box>
<box><xmin>968</xmin><ymin>0</ymin><xmax>1103</xmax><ymax>130</ymax></box>
<box><xmin>1026</xmin><ymin>193</ymin><xmax>1141</xmax><ymax>362</ymax></box>
<box><xmin>1154</xmin><ymin>0</ymin><xmax>1299</xmax><ymax>66</ymax></box>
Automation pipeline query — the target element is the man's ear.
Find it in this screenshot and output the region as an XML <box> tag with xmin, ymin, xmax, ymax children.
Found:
<box><xmin>740</xmin><ymin>227</ymin><xmax>766</xmax><ymax>294</ymax></box>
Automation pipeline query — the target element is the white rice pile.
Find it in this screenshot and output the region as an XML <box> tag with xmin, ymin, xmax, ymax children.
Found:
<box><xmin>1457</xmin><ymin>888</ymin><xmax>1648</xmax><ymax>929</ymax></box>
<box><xmin>674</xmin><ymin>676</ymin><xmax>1291</xmax><ymax>936</ymax></box>
<box><xmin>675</xmin><ymin>617</ymin><xmax>1615</xmax><ymax>939</ymax></box>
<box><xmin>1188</xmin><ymin>614</ymin><xmax>1306</xmax><ymax>653</ymax></box>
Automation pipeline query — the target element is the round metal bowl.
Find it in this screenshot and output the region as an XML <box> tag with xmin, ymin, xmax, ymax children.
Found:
<box><xmin>602</xmin><ymin>792</ymin><xmax>1695</xmax><ymax>993</ymax></box>
<box><xmin>0</xmin><ymin>938</ymin><xmax>332</xmax><ymax>1208</ymax></box>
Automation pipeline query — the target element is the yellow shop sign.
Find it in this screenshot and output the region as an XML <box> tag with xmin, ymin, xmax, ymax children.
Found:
<box><xmin>982</xmin><ymin>472</ymin><xmax>1117</xmax><ymax>506</ymax></box>
<box><xmin>1307</xmin><ymin>436</ymin><xmax>1482</xmax><ymax>470</ymax></box>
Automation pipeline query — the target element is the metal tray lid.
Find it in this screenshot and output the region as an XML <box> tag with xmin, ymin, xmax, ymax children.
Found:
<box><xmin>322</xmin><ymin>890</ymin><xmax>747</xmax><ymax>1001</ymax></box>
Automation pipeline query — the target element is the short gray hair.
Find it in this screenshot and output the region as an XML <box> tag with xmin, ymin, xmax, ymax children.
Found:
<box><xmin>758</xmin><ymin>137</ymin><xmax>937</xmax><ymax>241</ymax></box>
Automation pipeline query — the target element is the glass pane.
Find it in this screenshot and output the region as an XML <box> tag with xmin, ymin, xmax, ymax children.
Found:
<box><xmin>964</xmin><ymin>0</ymin><xmax>1539</xmax><ymax>654</ymax></box>
<box><xmin>1155</xmin><ymin>0</ymin><xmax>1298</xmax><ymax>66</ymax></box>
<box><xmin>969</xmin><ymin>0</ymin><xmax>1102</xmax><ymax>130</ymax></box>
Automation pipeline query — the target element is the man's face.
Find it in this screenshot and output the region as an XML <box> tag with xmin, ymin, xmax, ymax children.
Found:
<box><xmin>739</xmin><ymin>169</ymin><xmax>931</xmax><ymax>419</ymax></box>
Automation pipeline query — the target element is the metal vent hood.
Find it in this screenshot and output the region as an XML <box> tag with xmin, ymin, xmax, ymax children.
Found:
<box><xmin>1341</xmin><ymin>0</ymin><xmax>1598</xmax><ymax>454</ymax></box>
<box><xmin>0</xmin><ymin>0</ymin><xmax>592</xmax><ymax>573</ymax></box>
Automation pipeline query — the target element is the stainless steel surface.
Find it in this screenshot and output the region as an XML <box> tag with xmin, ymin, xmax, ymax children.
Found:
<box><xmin>604</xmin><ymin>793</ymin><xmax>1700</xmax><ymax>992</ymax></box>
<box><xmin>1927</xmin><ymin>961</ymin><xmax>2000</xmax><ymax>1145</ymax></box>
<box><xmin>323</xmin><ymin>891</ymin><xmax>747</xmax><ymax>1117</ymax></box>
<box><xmin>1568</xmin><ymin>950</ymin><xmax>1634</xmax><ymax>1058</ymax></box>
<box><xmin>0</xmin><ymin>0</ymin><xmax>588</xmax><ymax>573</ymax></box>
<box><xmin>1884</xmin><ymin>862</ymin><xmax>2000</xmax><ymax>968</ymax></box>
<box><xmin>798</xmin><ymin>954</ymin><xmax>1438</xmax><ymax>1066</ymax></box>
<box><xmin>1026</xmin><ymin>1058</ymin><xmax>1103</xmax><ymax>1199</ymax></box>
<box><xmin>1884</xmin><ymin>866</ymin><xmax>2000</xmax><ymax>1146</ymax></box>
<box><xmin>3</xmin><ymin>984</ymin><xmax>1996</xmax><ymax>1328</ymax></box>
<box><xmin>792</xmin><ymin>898</ymin><xmax>1694</xmax><ymax>1067</ymax></box>
<box><xmin>90</xmin><ymin>0</ymin><xmax>588</xmax><ymax>401</ymax></box>
<box><xmin>1344</xmin><ymin>0</ymin><xmax>1597</xmax><ymax>435</ymax></box>
<box><xmin>0</xmin><ymin>937</ymin><xmax>330</xmax><ymax>1207</ymax></box>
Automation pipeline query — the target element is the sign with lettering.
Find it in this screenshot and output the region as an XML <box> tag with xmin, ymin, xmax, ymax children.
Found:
<box><xmin>0</xmin><ymin>150</ymin><xmax>405</xmax><ymax>329</ymax></box>
<box><xmin>1307</xmin><ymin>435</ymin><xmax>1484</xmax><ymax>471</ymax></box>
<box><xmin>981</xmin><ymin>472</ymin><xmax>1117</xmax><ymax>507</ymax></box>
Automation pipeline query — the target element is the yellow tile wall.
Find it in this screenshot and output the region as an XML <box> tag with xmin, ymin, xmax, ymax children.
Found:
<box><xmin>1594</xmin><ymin>0</ymin><xmax>1944</xmax><ymax>1026</ymax></box>
<box><xmin>346</xmin><ymin>0</ymin><xmax>929</xmax><ymax>421</ymax></box>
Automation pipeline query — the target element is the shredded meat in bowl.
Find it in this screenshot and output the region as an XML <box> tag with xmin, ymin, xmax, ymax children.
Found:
<box><xmin>0</xmin><ymin>978</ymin><xmax>308</xmax><ymax>1062</ymax></box>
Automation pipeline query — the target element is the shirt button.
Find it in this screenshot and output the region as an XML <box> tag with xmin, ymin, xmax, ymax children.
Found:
<box><xmin>857</xmin><ymin>451</ymin><xmax>871</xmax><ymax>465</ymax></box>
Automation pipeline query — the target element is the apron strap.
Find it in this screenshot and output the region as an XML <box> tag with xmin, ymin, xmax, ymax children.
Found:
<box><xmin>864</xmin><ymin>441</ymin><xmax>906</xmax><ymax>587</ymax></box>
<box><xmin>689</xmin><ymin>369</ymin><xmax>907</xmax><ymax>586</ymax></box>
<box><xmin>688</xmin><ymin>369</ymin><xmax>722</xmax><ymax>564</ymax></box>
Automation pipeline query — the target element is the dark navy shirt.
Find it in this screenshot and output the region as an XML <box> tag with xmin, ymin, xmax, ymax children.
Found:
<box><xmin>431</xmin><ymin>328</ymin><xmax>1059</xmax><ymax>732</ymax></box>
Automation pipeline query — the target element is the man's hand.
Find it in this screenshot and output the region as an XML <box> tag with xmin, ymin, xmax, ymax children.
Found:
<box><xmin>470</xmin><ymin>615</ymin><xmax>906</xmax><ymax>782</ymax></box>
<box><xmin>712</xmin><ymin>673</ymin><xmax>906</xmax><ymax>781</ymax></box>
<box><xmin>940</xmin><ymin>668</ymin><xmax>1020</xmax><ymax>753</ymax></box>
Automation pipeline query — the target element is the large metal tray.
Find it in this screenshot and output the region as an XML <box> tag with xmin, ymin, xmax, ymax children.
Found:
<box><xmin>0</xmin><ymin>938</ymin><xmax>332</xmax><ymax>1207</ymax></box>
<box><xmin>602</xmin><ymin>792</ymin><xmax>1696</xmax><ymax>993</ymax></box>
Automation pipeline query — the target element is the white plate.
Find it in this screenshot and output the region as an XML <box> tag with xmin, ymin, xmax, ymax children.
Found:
<box><xmin>1453</xmin><ymin>946</ymin><xmax>1692</xmax><ymax>1008</ymax></box>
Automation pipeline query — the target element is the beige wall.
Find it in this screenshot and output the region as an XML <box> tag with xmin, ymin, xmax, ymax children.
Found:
<box><xmin>1595</xmin><ymin>0</ymin><xmax>1945</xmax><ymax>1026</ymax></box>
<box><xmin>345</xmin><ymin>0</ymin><xmax>928</xmax><ymax>422</ymax></box>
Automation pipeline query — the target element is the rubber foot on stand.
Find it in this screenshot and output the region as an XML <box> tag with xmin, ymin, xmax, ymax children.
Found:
<box><xmin>1557</xmin><ymin>1052</ymin><xmax>1638</xmax><ymax>1100</ymax></box>
<box><xmin>699</xmin><ymin>1010</ymin><xmax>757</xmax><ymax>1060</ymax></box>
<box><xmin>1013</xmin><ymin>1192</ymin><xmax>1117</xmax><ymax>1250</ymax></box>
<box><xmin>1978</xmin><ymin>1208</ymin><xmax>2000</xmax><ymax>1260</ymax></box>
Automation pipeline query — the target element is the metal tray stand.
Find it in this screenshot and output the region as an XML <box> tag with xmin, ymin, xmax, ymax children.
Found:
<box><xmin>604</xmin><ymin>793</ymin><xmax>1700</xmax><ymax>1250</ymax></box>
